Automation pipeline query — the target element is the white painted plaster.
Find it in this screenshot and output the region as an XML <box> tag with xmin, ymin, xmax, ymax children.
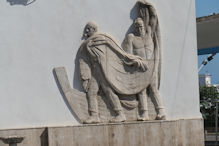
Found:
<box><xmin>0</xmin><ymin>0</ymin><xmax>201</xmax><ymax>129</ymax></box>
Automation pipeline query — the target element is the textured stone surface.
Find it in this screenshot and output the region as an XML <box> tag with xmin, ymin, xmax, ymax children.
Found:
<box><xmin>0</xmin><ymin>119</ymin><xmax>204</xmax><ymax>146</ymax></box>
<box><xmin>0</xmin><ymin>128</ymin><xmax>47</xmax><ymax>146</ymax></box>
<box><xmin>48</xmin><ymin>118</ymin><xmax>204</xmax><ymax>146</ymax></box>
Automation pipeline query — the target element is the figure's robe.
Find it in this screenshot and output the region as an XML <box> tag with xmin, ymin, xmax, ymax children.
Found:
<box><xmin>78</xmin><ymin>33</ymin><xmax>154</xmax><ymax>95</ymax></box>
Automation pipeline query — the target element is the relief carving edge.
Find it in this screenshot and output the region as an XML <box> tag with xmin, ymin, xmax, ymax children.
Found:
<box><xmin>54</xmin><ymin>0</ymin><xmax>166</xmax><ymax>124</ymax></box>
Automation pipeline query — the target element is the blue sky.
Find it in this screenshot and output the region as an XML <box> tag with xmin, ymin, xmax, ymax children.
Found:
<box><xmin>196</xmin><ymin>0</ymin><xmax>219</xmax><ymax>17</ymax></box>
<box><xmin>196</xmin><ymin>0</ymin><xmax>219</xmax><ymax>84</ymax></box>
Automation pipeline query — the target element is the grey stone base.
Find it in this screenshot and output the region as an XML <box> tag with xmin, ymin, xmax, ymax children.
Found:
<box><xmin>0</xmin><ymin>118</ymin><xmax>204</xmax><ymax>146</ymax></box>
<box><xmin>48</xmin><ymin>118</ymin><xmax>204</xmax><ymax>146</ymax></box>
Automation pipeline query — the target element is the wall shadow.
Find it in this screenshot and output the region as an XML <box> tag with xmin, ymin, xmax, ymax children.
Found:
<box><xmin>72</xmin><ymin>48</ymin><xmax>83</xmax><ymax>92</ymax></box>
<box><xmin>52</xmin><ymin>69</ymin><xmax>81</xmax><ymax>123</ymax></box>
<box><xmin>121</xmin><ymin>3</ymin><xmax>139</xmax><ymax>48</ymax></box>
<box><xmin>72</xmin><ymin>29</ymin><xmax>87</xmax><ymax>91</ymax></box>
<box><xmin>40</xmin><ymin>128</ymin><xmax>48</xmax><ymax>146</ymax></box>
<box><xmin>7</xmin><ymin>0</ymin><xmax>36</xmax><ymax>6</ymax></box>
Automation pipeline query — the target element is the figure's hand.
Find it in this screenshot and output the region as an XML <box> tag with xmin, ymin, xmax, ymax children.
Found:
<box><xmin>124</xmin><ymin>54</ymin><xmax>148</xmax><ymax>71</ymax></box>
<box><xmin>87</xmin><ymin>40</ymin><xmax>93</xmax><ymax>48</ymax></box>
<box><xmin>133</xmin><ymin>59</ymin><xmax>148</xmax><ymax>71</ymax></box>
<box><xmin>139</xmin><ymin>0</ymin><xmax>152</xmax><ymax>6</ymax></box>
<box><xmin>82</xmin><ymin>79</ymin><xmax>89</xmax><ymax>92</ymax></box>
<box><xmin>90</xmin><ymin>36</ymin><xmax>112</xmax><ymax>47</ymax></box>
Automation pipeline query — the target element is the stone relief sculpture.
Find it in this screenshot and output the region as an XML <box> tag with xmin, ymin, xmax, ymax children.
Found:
<box><xmin>124</xmin><ymin>0</ymin><xmax>166</xmax><ymax>120</ymax></box>
<box><xmin>54</xmin><ymin>0</ymin><xmax>166</xmax><ymax>124</ymax></box>
<box><xmin>78</xmin><ymin>22</ymin><xmax>149</xmax><ymax>123</ymax></box>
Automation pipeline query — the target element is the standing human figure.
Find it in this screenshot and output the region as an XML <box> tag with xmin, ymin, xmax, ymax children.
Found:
<box><xmin>79</xmin><ymin>22</ymin><xmax>126</xmax><ymax>123</ymax></box>
<box><xmin>124</xmin><ymin>1</ymin><xmax>166</xmax><ymax>120</ymax></box>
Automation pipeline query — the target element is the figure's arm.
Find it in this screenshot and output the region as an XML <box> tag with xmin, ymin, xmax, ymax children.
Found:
<box><xmin>124</xmin><ymin>34</ymin><xmax>134</xmax><ymax>54</ymax></box>
<box><xmin>89</xmin><ymin>36</ymin><xmax>113</xmax><ymax>48</ymax></box>
<box><xmin>86</xmin><ymin>40</ymin><xmax>97</xmax><ymax>58</ymax></box>
<box><xmin>147</xmin><ymin>3</ymin><xmax>158</xmax><ymax>33</ymax></box>
<box><xmin>79</xmin><ymin>58</ymin><xmax>91</xmax><ymax>92</ymax></box>
<box><xmin>139</xmin><ymin>4</ymin><xmax>150</xmax><ymax>28</ymax></box>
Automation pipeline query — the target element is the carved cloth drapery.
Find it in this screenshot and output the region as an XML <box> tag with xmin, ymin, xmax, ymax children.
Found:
<box><xmin>137</xmin><ymin>0</ymin><xmax>162</xmax><ymax>89</ymax></box>
<box><xmin>78</xmin><ymin>33</ymin><xmax>154</xmax><ymax>95</ymax></box>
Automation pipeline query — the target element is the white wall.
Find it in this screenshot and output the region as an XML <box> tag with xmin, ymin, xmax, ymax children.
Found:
<box><xmin>0</xmin><ymin>0</ymin><xmax>201</xmax><ymax>129</ymax></box>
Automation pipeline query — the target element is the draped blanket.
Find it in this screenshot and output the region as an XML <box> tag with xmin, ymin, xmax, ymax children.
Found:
<box><xmin>79</xmin><ymin>33</ymin><xmax>154</xmax><ymax>95</ymax></box>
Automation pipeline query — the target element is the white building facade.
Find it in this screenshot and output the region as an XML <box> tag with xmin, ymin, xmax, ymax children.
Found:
<box><xmin>199</xmin><ymin>74</ymin><xmax>212</xmax><ymax>86</ymax></box>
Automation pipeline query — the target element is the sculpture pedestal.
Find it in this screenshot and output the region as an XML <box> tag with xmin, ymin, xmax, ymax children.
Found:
<box><xmin>48</xmin><ymin>118</ymin><xmax>204</xmax><ymax>146</ymax></box>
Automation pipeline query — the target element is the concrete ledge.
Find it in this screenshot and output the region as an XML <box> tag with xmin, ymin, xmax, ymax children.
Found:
<box><xmin>48</xmin><ymin>118</ymin><xmax>204</xmax><ymax>146</ymax></box>
<box><xmin>0</xmin><ymin>118</ymin><xmax>204</xmax><ymax>146</ymax></box>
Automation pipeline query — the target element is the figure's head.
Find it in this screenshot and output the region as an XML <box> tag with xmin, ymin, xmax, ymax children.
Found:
<box><xmin>134</xmin><ymin>18</ymin><xmax>145</xmax><ymax>37</ymax></box>
<box><xmin>83</xmin><ymin>21</ymin><xmax>98</xmax><ymax>39</ymax></box>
